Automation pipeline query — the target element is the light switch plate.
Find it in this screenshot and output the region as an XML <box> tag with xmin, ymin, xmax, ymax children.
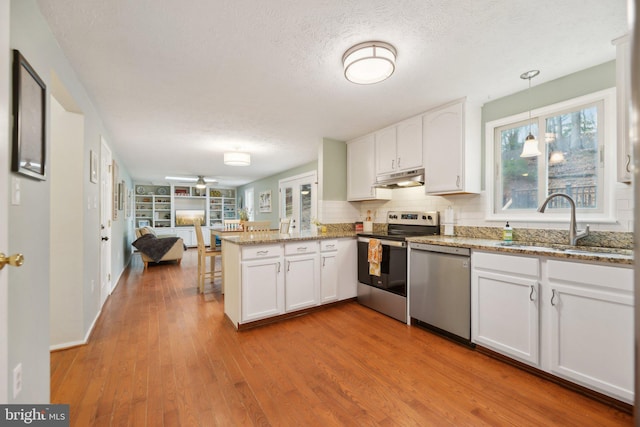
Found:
<box><xmin>11</xmin><ymin>177</ymin><xmax>20</xmax><ymax>205</ymax></box>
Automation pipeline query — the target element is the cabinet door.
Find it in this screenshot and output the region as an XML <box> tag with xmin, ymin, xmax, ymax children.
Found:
<box><xmin>396</xmin><ymin>116</ymin><xmax>423</xmax><ymax>171</ymax></box>
<box><xmin>423</xmin><ymin>102</ymin><xmax>463</xmax><ymax>193</ymax></box>
<box><xmin>347</xmin><ymin>136</ymin><xmax>391</xmax><ymax>201</ymax></box>
<box><xmin>320</xmin><ymin>252</ymin><xmax>338</xmax><ymax>304</ymax></box>
<box><xmin>472</xmin><ymin>269</ymin><xmax>539</xmax><ymax>366</ymax></box>
<box><xmin>241</xmin><ymin>257</ymin><xmax>284</xmax><ymax>322</ymax></box>
<box><xmin>548</xmin><ymin>283</ymin><xmax>633</xmax><ymax>403</ymax></box>
<box><xmin>375</xmin><ymin>126</ymin><xmax>397</xmax><ymax>174</ymax></box>
<box><xmin>614</xmin><ymin>35</ymin><xmax>632</xmax><ymax>183</ymax></box>
<box><xmin>175</xmin><ymin>228</ymin><xmax>195</xmax><ymax>246</ymax></box>
<box><xmin>285</xmin><ymin>254</ymin><xmax>320</xmax><ymax>312</ymax></box>
<box><xmin>337</xmin><ymin>239</ymin><xmax>357</xmax><ymax>300</ymax></box>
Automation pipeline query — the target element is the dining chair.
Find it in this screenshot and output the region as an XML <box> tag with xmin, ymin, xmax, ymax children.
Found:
<box><xmin>279</xmin><ymin>218</ymin><xmax>291</xmax><ymax>234</ymax></box>
<box><xmin>242</xmin><ymin>221</ymin><xmax>271</xmax><ymax>232</ymax></box>
<box><xmin>194</xmin><ymin>222</ymin><xmax>222</xmax><ymax>293</ymax></box>
<box><xmin>223</xmin><ymin>219</ymin><xmax>242</xmax><ymax>231</ymax></box>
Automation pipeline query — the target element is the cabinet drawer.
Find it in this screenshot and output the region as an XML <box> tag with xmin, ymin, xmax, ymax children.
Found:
<box><xmin>241</xmin><ymin>244</ymin><xmax>283</xmax><ymax>260</ymax></box>
<box><xmin>472</xmin><ymin>251</ymin><xmax>539</xmax><ymax>277</ymax></box>
<box><xmin>320</xmin><ymin>240</ymin><xmax>338</xmax><ymax>252</ymax></box>
<box><xmin>285</xmin><ymin>241</ymin><xmax>319</xmax><ymax>255</ymax></box>
<box><xmin>547</xmin><ymin>260</ymin><xmax>632</xmax><ymax>292</ymax></box>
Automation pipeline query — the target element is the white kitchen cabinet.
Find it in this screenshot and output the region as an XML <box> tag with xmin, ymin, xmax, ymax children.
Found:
<box><xmin>284</xmin><ymin>241</ymin><xmax>320</xmax><ymax>312</ymax></box>
<box><xmin>320</xmin><ymin>240</ymin><xmax>338</xmax><ymax>304</ymax></box>
<box><xmin>375</xmin><ymin>116</ymin><xmax>423</xmax><ymax>175</ymax></box>
<box><xmin>337</xmin><ymin>238</ymin><xmax>358</xmax><ymax>300</ymax></box>
<box><xmin>546</xmin><ymin>260</ymin><xmax>633</xmax><ymax>403</ymax></box>
<box><xmin>423</xmin><ymin>98</ymin><xmax>480</xmax><ymax>194</ymax></box>
<box><xmin>613</xmin><ymin>34</ymin><xmax>632</xmax><ymax>183</ymax></box>
<box><xmin>347</xmin><ymin>135</ymin><xmax>391</xmax><ymax>201</ymax></box>
<box><xmin>375</xmin><ymin>126</ymin><xmax>397</xmax><ymax>174</ymax></box>
<box><xmin>241</xmin><ymin>245</ymin><xmax>285</xmax><ymax>322</ymax></box>
<box><xmin>175</xmin><ymin>227</ymin><xmax>196</xmax><ymax>247</ymax></box>
<box><xmin>472</xmin><ymin>251</ymin><xmax>540</xmax><ymax>366</ymax></box>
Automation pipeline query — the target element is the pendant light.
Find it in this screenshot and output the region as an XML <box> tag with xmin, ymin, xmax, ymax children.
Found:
<box><xmin>520</xmin><ymin>70</ymin><xmax>541</xmax><ymax>158</ymax></box>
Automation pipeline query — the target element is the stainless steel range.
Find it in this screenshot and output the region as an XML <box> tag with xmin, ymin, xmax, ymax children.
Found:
<box><xmin>357</xmin><ymin>211</ymin><xmax>439</xmax><ymax>323</ymax></box>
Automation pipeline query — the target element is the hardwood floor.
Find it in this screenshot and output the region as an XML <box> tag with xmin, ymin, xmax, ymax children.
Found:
<box><xmin>51</xmin><ymin>249</ymin><xmax>633</xmax><ymax>426</ymax></box>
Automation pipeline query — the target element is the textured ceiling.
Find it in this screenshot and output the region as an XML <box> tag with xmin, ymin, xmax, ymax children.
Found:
<box><xmin>36</xmin><ymin>0</ymin><xmax>628</xmax><ymax>186</ymax></box>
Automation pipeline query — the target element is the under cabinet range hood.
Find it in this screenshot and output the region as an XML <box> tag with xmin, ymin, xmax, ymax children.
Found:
<box><xmin>374</xmin><ymin>168</ymin><xmax>425</xmax><ymax>188</ymax></box>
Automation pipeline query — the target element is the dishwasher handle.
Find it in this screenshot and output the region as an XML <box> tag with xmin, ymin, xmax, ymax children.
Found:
<box><xmin>409</xmin><ymin>243</ymin><xmax>470</xmax><ymax>256</ymax></box>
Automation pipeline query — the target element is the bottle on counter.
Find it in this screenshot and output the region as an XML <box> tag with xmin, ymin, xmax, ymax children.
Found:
<box><xmin>503</xmin><ymin>221</ymin><xmax>513</xmax><ymax>242</ymax></box>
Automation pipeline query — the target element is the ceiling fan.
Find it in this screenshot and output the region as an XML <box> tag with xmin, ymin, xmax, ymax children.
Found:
<box><xmin>165</xmin><ymin>175</ymin><xmax>217</xmax><ymax>189</ymax></box>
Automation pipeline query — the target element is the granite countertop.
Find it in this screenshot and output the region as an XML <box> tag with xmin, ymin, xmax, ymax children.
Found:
<box><xmin>220</xmin><ymin>230</ymin><xmax>358</xmax><ymax>245</ymax></box>
<box><xmin>407</xmin><ymin>236</ymin><xmax>634</xmax><ymax>265</ymax></box>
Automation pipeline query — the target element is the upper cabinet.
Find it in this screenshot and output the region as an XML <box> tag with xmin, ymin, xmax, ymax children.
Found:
<box><xmin>423</xmin><ymin>98</ymin><xmax>481</xmax><ymax>195</ymax></box>
<box><xmin>347</xmin><ymin>135</ymin><xmax>392</xmax><ymax>201</ymax></box>
<box><xmin>613</xmin><ymin>34</ymin><xmax>631</xmax><ymax>183</ymax></box>
<box><xmin>375</xmin><ymin>116</ymin><xmax>423</xmax><ymax>175</ymax></box>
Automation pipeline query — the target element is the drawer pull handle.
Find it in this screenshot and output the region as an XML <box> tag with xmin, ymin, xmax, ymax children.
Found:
<box><xmin>297</xmin><ymin>247</ymin><xmax>307</xmax><ymax>252</ymax></box>
<box><xmin>529</xmin><ymin>285</ymin><xmax>536</xmax><ymax>302</ymax></box>
<box><xmin>257</xmin><ymin>250</ymin><xmax>269</xmax><ymax>256</ymax></box>
<box><xmin>325</xmin><ymin>244</ymin><xmax>335</xmax><ymax>249</ymax></box>
<box><xmin>551</xmin><ymin>289</ymin><xmax>558</xmax><ymax>306</ymax></box>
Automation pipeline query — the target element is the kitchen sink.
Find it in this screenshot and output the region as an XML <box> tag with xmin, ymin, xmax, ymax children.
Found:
<box><xmin>495</xmin><ymin>241</ymin><xmax>633</xmax><ymax>257</ymax></box>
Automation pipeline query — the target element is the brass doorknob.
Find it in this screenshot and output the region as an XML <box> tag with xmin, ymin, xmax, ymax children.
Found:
<box><xmin>0</xmin><ymin>253</ymin><xmax>24</xmax><ymax>270</ymax></box>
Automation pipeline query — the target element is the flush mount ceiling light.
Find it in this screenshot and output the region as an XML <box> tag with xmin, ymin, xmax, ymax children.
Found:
<box><xmin>342</xmin><ymin>41</ymin><xmax>397</xmax><ymax>85</ymax></box>
<box><xmin>520</xmin><ymin>69</ymin><xmax>541</xmax><ymax>158</ymax></box>
<box><xmin>224</xmin><ymin>152</ymin><xmax>251</xmax><ymax>166</ymax></box>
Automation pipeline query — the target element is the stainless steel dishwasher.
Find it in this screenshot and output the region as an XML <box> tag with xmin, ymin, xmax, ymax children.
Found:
<box><xmin>409</xmin><ymin>243</ymin><xmax>471</xmax><ymax>344</ymax></box>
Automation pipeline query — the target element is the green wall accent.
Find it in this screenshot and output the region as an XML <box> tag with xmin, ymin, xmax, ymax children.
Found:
<box><xmin>320</xmin><ymin>138</ymin><xmax>347</xmax><ymax>201</ymax></box>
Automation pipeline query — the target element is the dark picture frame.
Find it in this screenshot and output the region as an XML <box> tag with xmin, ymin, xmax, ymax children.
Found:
<box><xmin>11</xmin><ymin>50</ymin><xmax>46</xmax><ymax>180</ymax></box>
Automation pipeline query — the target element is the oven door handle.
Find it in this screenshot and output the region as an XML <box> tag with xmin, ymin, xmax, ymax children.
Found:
<box><xmin>357</xmin><ymin>237</ymin><xmax>407</xmax><ymax>248</ymax></box>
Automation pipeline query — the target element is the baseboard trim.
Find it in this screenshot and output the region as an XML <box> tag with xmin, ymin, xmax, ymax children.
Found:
<box><xmin>236</xmin><ymin>298</ymin><xmax>357</xmax><ymax>331</ymax></box>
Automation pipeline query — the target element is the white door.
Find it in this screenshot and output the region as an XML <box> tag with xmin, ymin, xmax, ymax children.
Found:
<box><xmin>241</xmin><ymin>258</ymin><xmax>284</xmax><ymax>322</ymax></box>
<box><xmin>100</xmin><ymin>139</ymin><xmax>112</xmax><ymax>304</ymax></box>
<box><xmin>244</xmin><ymin>187</ymin><xmax>254</xmax><ymax>220</ymax></box>
<box><xmin>0</xmin><ymin>0</ymin><xmax>11</xmax><ymax>401</ymax></box>
<box><xmin>279</xmin><ymin>171</ymin><xmax>317</xmax><ymax>233</ymax></box>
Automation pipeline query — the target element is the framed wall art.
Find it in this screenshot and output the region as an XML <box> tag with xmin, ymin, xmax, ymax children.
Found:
<box><xmin>11</xmin><ymin>50</ymin><xmax>47</xmax><ymax>180</ymax></box>
<box><xmin>259</xmin><ymin>190</ymin><xmax>272</xmax><ymax>213</ymax></box>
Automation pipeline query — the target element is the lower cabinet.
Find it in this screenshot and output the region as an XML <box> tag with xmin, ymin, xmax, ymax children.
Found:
<box><xmin>320</xmin><ymin>240</ymin><xmax>339</xmax><ymax>304</ymax></box>
<box><xmin>471</xmin><ymin>250</ymin><xmax>634</xmax><ymax>404</ymax></box>
<box><xmin>226</xmin><ymin>238</ymin><xmax>358</xmax><ymax>328</ymax></box>
<box><xmin>240</xmin><ymin>245</ymin><xmax>284</xmax><ymax>323</ymax></box>
<box><xmin>472</xmin><ymin>252</ymin><xmax>540</xmax><ymax>365</ymax></box>
<box><xmin>284</xmin><ymin>241</ymin><xmax>320</xmax><ymax>312</ymax></box>
<box><xmin>546</xmin><ymin>260</ymin><xmax>633</xmax><ymax>403</ymax></box>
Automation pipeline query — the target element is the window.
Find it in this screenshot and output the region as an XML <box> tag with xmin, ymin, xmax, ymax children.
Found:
<box><xmin>486</xmin><ymin>88</ymin><xmax>616</xmax><ymax>222</ymax></box>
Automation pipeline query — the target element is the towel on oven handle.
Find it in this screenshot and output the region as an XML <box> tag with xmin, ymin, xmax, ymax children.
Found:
<box><xmin>367</xmin><ymin>238</ymin><xmax>382</xmax><ymax>276</ymax></box>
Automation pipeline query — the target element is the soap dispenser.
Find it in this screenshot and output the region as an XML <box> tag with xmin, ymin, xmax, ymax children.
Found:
<box><xmin>503</xmin><ymin>222</ymin><xmax>513</xmax><ymax>242</ymax></box>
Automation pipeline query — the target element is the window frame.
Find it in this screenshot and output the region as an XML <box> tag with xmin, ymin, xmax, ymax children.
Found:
<box><xmin>485</xmin><ymin>88</ymin><xmax>617</xmax><ymax>223</ymax></box>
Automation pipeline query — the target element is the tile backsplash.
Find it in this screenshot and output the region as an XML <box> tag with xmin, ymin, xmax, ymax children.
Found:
<box><xmin>319</xmin><ymin>182</ymin><xmax>634</xmax><ymax>236</ymax></box>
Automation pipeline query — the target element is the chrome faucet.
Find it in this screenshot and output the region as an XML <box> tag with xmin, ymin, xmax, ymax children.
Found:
<box><xmin>537</xmin><ymin>193</ymin><xmax>589</xmax><ymax>246</ymax></box>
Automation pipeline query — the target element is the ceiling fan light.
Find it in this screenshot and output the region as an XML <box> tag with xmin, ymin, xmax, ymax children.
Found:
<box><xmin>343</xmin><ymin>41</ymin><xmax>396</xmax><ymax>85</ymax></box>
<box><xmin>520</xmin><ymin>133</ymin><xmax>542</xmax><ymax>157</ymax></box>
<box><xmin>195</xmin><ymin>176</ymin><xmax>206</xmax><ymax>189</ymax></box>
<box><xmin>224</xmin><ymin>152</ymin><xmax>251</xmax><ymax>166</ymax></box>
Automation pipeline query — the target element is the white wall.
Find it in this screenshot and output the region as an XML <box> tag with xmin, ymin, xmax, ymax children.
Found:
<box><xmin>50</xmin><ymin>95</ymin><xmax>85</xmax><ymax>347</ymax></box>
<box><xmin>7</xmin><ymin>0</ymin><xmax>134</xmax><ymax>401</ymax></box>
